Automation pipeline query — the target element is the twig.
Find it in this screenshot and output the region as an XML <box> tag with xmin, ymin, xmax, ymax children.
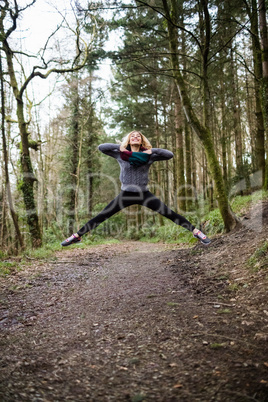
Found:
<box><xmin>207</xmin><ymin>302</ymin><xmax>235</xmax><ymax>307</ymax></box>
<box><xmin>24</xmin><ymin>255</ymin><xmax>36</xmax><ymax>260</ymax></box>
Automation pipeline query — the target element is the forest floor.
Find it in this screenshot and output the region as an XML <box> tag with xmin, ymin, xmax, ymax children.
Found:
<box><xmin>0</xmin><ymin>201</ymin><xmax>268</xmax><ymax>402</ymax></box>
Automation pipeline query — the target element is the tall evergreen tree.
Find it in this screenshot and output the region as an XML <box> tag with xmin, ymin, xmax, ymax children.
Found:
<box><xmin>161</xmin><ymin>0</ymin><xmax>238</xmax><ymax>231</ymax></box>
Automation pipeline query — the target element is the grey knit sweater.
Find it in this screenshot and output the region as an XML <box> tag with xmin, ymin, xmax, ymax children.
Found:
<box><xmin>98</xmin><ymin>143</ymin><xmax>173</xmax><ymax>192</ymax></box>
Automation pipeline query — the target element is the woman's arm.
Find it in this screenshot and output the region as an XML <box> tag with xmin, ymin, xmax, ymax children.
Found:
<box><xmin>98</xmin><ymin>143</ymin><xmax>120</xmax><ymax>158</ymax></box>
<box><xmin>142</xmin><ymin>149</ymin><xmax>152</xmax><ymax>154</ymax></box>
<box><xmin>150</xmin><ymin>148</ymin><xmax>174</xmax><ymax>162</ymax></box>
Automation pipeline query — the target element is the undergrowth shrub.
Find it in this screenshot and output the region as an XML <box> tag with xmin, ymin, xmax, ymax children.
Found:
<box><xmin>204</xmin><ymin>209</ymin><xmax>225</xmax><ymax>234</ymax></box>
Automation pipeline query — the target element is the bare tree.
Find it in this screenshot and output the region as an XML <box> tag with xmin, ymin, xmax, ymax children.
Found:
<box><xmin>0</xmin><ymin>0</ymin><xmax>92</xmax><ymax>247</ymax></box>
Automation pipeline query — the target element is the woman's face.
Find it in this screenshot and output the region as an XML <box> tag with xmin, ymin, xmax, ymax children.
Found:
<box><xmin>129</xmin><ymin>132</ymin><xmax>142</xmax><ymax>146</ymax></box>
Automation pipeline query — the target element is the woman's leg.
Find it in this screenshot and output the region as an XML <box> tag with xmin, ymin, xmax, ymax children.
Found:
<box><xmin>140</xmin><ymin>191</ymin><xmax>211</xmax><ymax>244</ymax></box>
<box><xmin>141</xmin><ymin>191</ymin><xmax>195</xmax><ymax>232</ymax></box>
<box><xmin>76</xmin><ymin>191</ymin><xmax>139</xmax><ymax>236</ymax></box>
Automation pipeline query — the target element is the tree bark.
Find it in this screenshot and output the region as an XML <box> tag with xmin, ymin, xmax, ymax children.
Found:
<box><xmin>174</xmin><ymin>95</ymin><xmax>186</xmax><ymax>212</ymax></box>
<box><xmin>0</xmin><ymin>51</ymin><xmax>24</xmax><ymax>249</ymax></box>
<box><xmin>154</xmin><ymin>94</ymin><xmax>164</xmax><ymax>225</ymax></box>
<box><xmin>220</xmin><ymin>74</ymin><xmax>228</xmax><ymax>186</ymax></box>
<box><xmin>245</xmin><ymin>0</ymin><xmax>266</xmax><ymax>186</ymax></box>
<box><xmin>185</xmin><ymin>122</ymin><xmax>193</xmax><ymax>210</ymax></box>
<box><xmin>230</xmin><ymin>47</ymin><xmax>244</xmax><ymax>187</ymax></box>
<box><xmin>66</xmin><ymin>76</ymin><xmax>79</xmax><ymax>235</ymax></box>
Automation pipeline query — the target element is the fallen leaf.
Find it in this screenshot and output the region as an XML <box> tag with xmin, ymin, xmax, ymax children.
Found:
<box><xmin>242</xmin><ymin>320</ymin><xmax>254</xmax><ymax>326</ymax></box>
<box><xmin>254</xmin><ymin>333</ymin><xmax>268</xmax><ymax>341</ymax></box>
<box><xmin>173</xmin><ymin>383</ymin><xmax>183</xmax><ymax>388</ymax></box>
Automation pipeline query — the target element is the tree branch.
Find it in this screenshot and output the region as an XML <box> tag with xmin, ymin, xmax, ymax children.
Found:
<box><xmin>5</xmin><ymin>0</ymin><xmax>19</xmax><ymax>39</ymax></box>
<box><xmin>17</xmin><ymin>0</ymin><xmax>36</xmax><ymax>13</ymax></box>
<box><xmin>135</xmin><ymin>0</ymin><xmax>202</xmax><ymax>52</ymax></box>
<box><xmin>18</xmin><ymin>11</ymin><xmax>94</xmax><ymax>98</ymax></box>
<box><xmin>39</xmin><ymin>20</ymin><xmax>65</xmax><ymax>66</ymax></box>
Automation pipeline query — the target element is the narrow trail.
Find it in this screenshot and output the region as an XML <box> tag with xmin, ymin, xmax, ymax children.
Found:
<box><xmin>1</xmin><ymin>213</ymin><xmax>268</xmax><ymax>402</ymax></box>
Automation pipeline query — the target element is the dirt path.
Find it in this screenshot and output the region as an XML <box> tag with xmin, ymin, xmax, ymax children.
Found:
<box><xmin>1</xmin><ymin>202</ymin><xmax>268</xmax><ymax>401</ymax></box>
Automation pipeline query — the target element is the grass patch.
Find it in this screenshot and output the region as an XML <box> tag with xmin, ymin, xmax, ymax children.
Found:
<box><xmin>204</xmin><ymin>209</ymin><xmax>225</xmax><ymax>235</ymax></box>
<box><xmin>25</xmin><ymin>237</ymin><xmax>120</xmax><ymax>260</ymax></box>
<box><xmin>167</xmin><ymin>302</ymin><xmax>180</xmax><ymax>307</ymax></box>
<box><xmin>210</xmin><ymin>343</ymin><xmax>225</xmax><ymax>349</ymax></box>
<box><xmin>131</xmin><ymin>394</ymin><xmax>146</xmax><ymax>402</ymax></box>
<box><xmin>231</xmin><ymin>190</ymin><xmax>268</xmax><ymax>215</ymax></box>
<box><xmin>228</xmin><ymin>283</ymin><xmax>240</xmax><ymax>292</ymax></box>
<box><xmin>217</xmin><ymin>308</ymin><xmax>232</xmax><ymax>314</ymax></box>
<box><xmin>248</xmin><ymin>241</ymin><xmax>268</xmax><ymax>271</ymax></box>
<box><xmin>140</xmin><ymin>222</ymin><xmax>197</xmax><ymax>245</ymax></box>
<box><xmin>0</xmin><ymin>237</ymin><xmax>121</xmax><ymax>277</ymax></box>
<box><xmin>0</xmin><ymin>262</ymin><xmax>14</xmax><ymax>276</ymax></box>
<box><xmin>25</xmin><ymin>242</ymin><xmax>61</xmax><ymax>260</ymax></box>
<box><xmin>203</xmin><ymin>189</ymin><xmax>268</xmax><ymax>235</ymax></box>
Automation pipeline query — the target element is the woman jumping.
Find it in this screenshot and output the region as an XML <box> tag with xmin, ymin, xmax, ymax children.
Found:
<box><xmin>61</xmin><ymin>130</ymin><xmax>211</xmax><ymax>246</ymax></box>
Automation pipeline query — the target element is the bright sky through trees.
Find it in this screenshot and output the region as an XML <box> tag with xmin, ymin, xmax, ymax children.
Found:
<box><xmin>9</xmin><ymin>0</ymin><xmax>116</xmax><ymax>125</ymax></box>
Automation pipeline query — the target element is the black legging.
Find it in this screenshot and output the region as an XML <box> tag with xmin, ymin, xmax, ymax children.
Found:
<box><xmin>77</xmin><ymin>191</ymin><xmax>195</xmax><ymax>236</ymax></box>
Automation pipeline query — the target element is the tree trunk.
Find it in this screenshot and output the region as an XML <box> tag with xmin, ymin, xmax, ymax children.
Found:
<box><xmin>66</xmin><ymin>76</ymin><xmax>80</xmax><ymax>235</ymax></box>
<box><xmin>247</xmin><ymin>0</ymin><xmax>266</xmax><ymax>186</ymax></box>
<box><xmin>162</xmin><ymin>0</ymin><xmax>238</xmax><ymax>232</ymax></box>
<box><xmin>154</xmin><ymin>94</ymin><xmax>164</xmax><ymax>225</ymax></box>
<box><xmin>220</xmin><ymin>74</ymin><xmax>228</xmax><ymax>186</ymax></box>
<box><xmin>190</xmin><ymin>130</ymin><xmax>198</xmax><ymax>209</ymax></box>
<box><xmin>2</xmin><ymin>38</ymin><xmax>42</xmax><ymax>247</ymax></box>
<box><xmin>0</xmin><ymin>51</ymin><xmax>24</xmax><ymax>249</ymax></box>
<box><xmin>174</xmin><ymin>96</ymin><xmax>186</xmax><ymax>212</ymax></box>
<box><xmin>258</xmin><ymin>0</ymin><xmax>268</xmax><ymax>189</ymax></box>
<box><xmin>179</xmin><ymin>9</ymin><xmax>193</xmax><ymax>211</ymax></box>
<box><xmin>245</xmin><ymin>70</ymin><xmax>257</xmax><ymax>171</ymax></box>
<box><xmin>172</xmin><ymin>115</ymin><xmax>178</xmax><ymax>208</ymax></box>
<box><xmin>230</xmin><ymin>48</ymin><xmax>244</xmax><ymax>188</ymax></box>
<box><xmin>17</xmin><ymin>101</ymin><xmax>42</xmax><ymax>247</ymax></box>
<box><xmin>185</xmin><ymin>122</ymin><xmax>193</xmax><ymax>210</ymax></box>
<box><xmin>0</xmin><ymin>188</ymin><xmax>7</xmax><ymax>249</ymax></box>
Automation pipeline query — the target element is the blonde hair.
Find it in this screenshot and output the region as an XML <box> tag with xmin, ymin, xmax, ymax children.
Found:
<box><xmin>120</xmin><ymin>130</ymin><xmax>152</xmax><ymax>150</ymax></box>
